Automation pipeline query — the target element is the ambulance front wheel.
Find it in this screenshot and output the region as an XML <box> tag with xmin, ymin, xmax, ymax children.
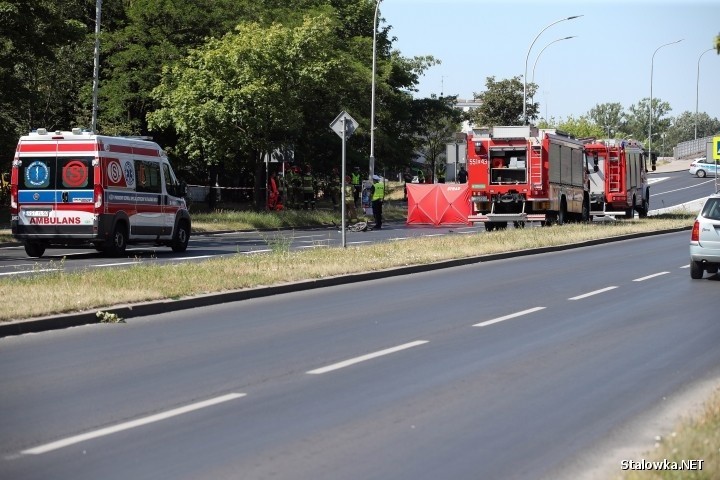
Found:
<box><xmin>24</xmin><ymin>241</ymin><xmax>46</xmax><ymax>258</ymax></box>
<box><xmin>105</xmin><ymin>223</ymin><xmax>128</xmax><ymax>257</ymax></box>
<box><xmin>171</xmin><ymin>221</ymin><xmax>190</xmax><ymax>252</ymax></box>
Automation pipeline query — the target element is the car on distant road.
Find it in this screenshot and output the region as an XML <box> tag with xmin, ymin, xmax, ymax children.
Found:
<box><xmin>690</xmin><ymin>193</ymin><xmax>720</xmax><ymax>279</ymax></box>
<box><xmin>688</xmin><ymin>157</ymin><xmax>718</xmax><ymax>178</ymax></box>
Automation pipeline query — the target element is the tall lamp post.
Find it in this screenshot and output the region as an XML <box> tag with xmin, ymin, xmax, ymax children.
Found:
<box><xmin>695</xmin><ymin>47</ymin><xmax>714</xmax><ymax>140</ymax></box>
<box><xmin>523</xmin><ymin>15</ymin><xmax>582</xmax><ymax>124</ymax></box>
<box><xmin>369</xmin><ymin>0</ymin><xmax>382</xmax><ymax>180</ymax></box>
<box><xmin>649</xmin><ymin>39</ymin><xmax>682</xmax><ymax>159</ymax></box>
<box><xmin>530</xmin><ymin>36</ymin><xmax>576</xmax><ymax>105</ymax></box>
<box><xmin>91</xmin><ymin>0</ymin><xmax>102</xmax><ymax>133</ymax></box>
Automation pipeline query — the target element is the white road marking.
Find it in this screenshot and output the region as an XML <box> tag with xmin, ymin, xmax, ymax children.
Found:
<box><xmin>348</xmin><ymin>241</ymin><xmax>372</xmax><ymax>245</ymax></box>
<box><xmin>21</xmin><ymin>393</ymin><xmax>246</xmax><ymax>455</ymax></box>
<box><xmin>92</xmin><ymin>261</ymin><xmax>142</xmax><ymax>267</ymax></box>
<box><xmin>167</xmin><ymin>255</ymin><xmax>214</xmax><ymax>261</ymax></box>
<box><xmin>646</xmin><ymin>177</ymin><xmax>669</xmax><ymax>185</ymax></box>
<box><xmin>473</xmin><ymin>307</ymin><xmax>546</xmax><ymax>327</ymax></box>
<box><xmin>0</xmin><ymin>269</ymin><xmax>59</xmax><ymax>277</ymax></box>
<box><xmin>244</xmin><ymin>249</ymin><xmax>272</xmax><ymax>255</ymax></box>
<box><xmin>633</xmin><ymin>272</ymin><xmax>670</xmax><ymax>282</ymax></box>
<box><xmin>680</xmin><ymin>265</ymin><xmax>690</xmax><ymax>269</ymax></box>
<box><xmin>306</xmin><ymin>340</ymin><xmax>429</xmax><ymax>374</ymax></box>
<box><xmin>569</xmin><ymin>286</ymin><xmax>618</xmax><ymax>300</ymax></box>
<box><xmin>423</xmin><ymin>234</ymin><xmax>445</xmax><ymax>237</ymax></box>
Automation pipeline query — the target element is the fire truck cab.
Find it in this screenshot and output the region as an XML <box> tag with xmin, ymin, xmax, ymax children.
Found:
<box><xmin>467</xmin><ymin>126</ymin><xmax>591</xmax><ymax>230</ymax></box>
<box><xmin>584</xmin><ymin>139</ymin><xmax>655</xmax><ymax>218</ymax></box>
<box><xmin>10</xmin><ymin>128</ymin><xmax>191</xmax><ymax>258</ymax></box>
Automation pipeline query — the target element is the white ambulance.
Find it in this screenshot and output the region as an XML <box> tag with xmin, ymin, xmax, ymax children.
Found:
<box><xmin>10</xmin><ymin>128</ymin><xmax>191</xmax><ymax>257</ymax></box>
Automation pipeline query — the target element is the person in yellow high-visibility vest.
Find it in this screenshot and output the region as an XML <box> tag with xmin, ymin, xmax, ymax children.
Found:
<box><xmin>370</xmin><ymin>175</ymin><xmax>384</xmax><ymax>230</ymax></box>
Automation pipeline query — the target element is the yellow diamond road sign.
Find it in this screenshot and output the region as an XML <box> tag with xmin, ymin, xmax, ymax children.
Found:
<box><xmin>714</xmin><ymin>136</ymin><xmax>720</xmax><ymax>161</ymax></box>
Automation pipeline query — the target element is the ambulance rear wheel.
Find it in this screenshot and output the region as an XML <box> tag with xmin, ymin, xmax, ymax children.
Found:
<box><xmin>171</xmin><ymin>221</ymin><xmax>190</xmax><ymax>252</ymax></box>
<box><xmin>24</xmin><ymin>242</ymin><xmax>46</xmax><ymax>258</ymax></box>
<box><xmin>105</xmin><ymin>223</ymin><xmax>127</xmax><ymax>257</ymax></box>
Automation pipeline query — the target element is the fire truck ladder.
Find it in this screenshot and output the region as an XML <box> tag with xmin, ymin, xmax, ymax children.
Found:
<box><xmin>529</xmin><ymin>144</ymin><xmax>542</xmax><ymax>188</ymax></box>
<box><xmin>608</xmin><ymin>156</ymin><xmax>620</xmax><ymax>192</ymax></box>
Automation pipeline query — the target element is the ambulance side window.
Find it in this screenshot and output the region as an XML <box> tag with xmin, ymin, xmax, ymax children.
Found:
<box><xmin>162</xmin><ymin>163</ymin><xmax>180</xmax><ymax>196</ymax></box>
<box><xmin>135</xmin><ymin>160</ymin><xmax>161</xmax><ymax>194</ymax></box>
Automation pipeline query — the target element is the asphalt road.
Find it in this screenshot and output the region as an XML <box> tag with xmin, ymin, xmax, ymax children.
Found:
<box><xmin>0</xmin><ymin>170</ymin><xmax>713</xmax><ymax>279</ymax></box>
<box><xmin>1</xmin><ymin>231</ymin><xmax>718</xmax><ymax>480</ymax></box>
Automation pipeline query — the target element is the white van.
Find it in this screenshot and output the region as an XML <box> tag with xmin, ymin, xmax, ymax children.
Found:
<box><xmin>10</xmin><ymin>128</ymin><xmax>191</xmax><ymax>257</ymax></box>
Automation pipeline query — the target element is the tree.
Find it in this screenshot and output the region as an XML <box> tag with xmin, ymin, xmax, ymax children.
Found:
<box><xmin>411</xmin><ymin>95</ymin><xmax>463</xmax><ymax>183</ymax></box>
<box><xmin>148</xmin><ymin>14</ymin><xmax>344</xmax><ymax>206</ymax></box>
<box><xmin>468</xmin><ymin>76</ymin><xmax>538</xmax><ymax>127</ymax></box>
<box><xmin>664</xmin><ymin>111</ymin><xmax>720</xmax><ymax>149</ymax></box>
<box><xmin>588</xmin><ymin>102</ymin><xmax>625</xmax><ymax>138</ymax></box>
<box><xmin>624</xmin><ymin>97</ymin><xmax>672</xmax><ymax>148</ymax></box>
<box><xmin>555</xmin><ymin>116</ymin><xmax>605</xmax><ymax>139</ymax></box>
<box><xmin>0</xmin><ymin>0</ymin><xmax>92</xmax><ymax>168</ymax></box>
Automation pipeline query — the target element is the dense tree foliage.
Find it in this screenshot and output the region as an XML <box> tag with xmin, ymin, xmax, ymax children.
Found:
<box><xmin>2</xmin><ymin>2</ymin><xmax>718</xmax><ymax>195</ymax></box>
<box><xmin>468</xmin><ymin>76</ymin><xmax>538</xmax><ymax>127</ymax></box>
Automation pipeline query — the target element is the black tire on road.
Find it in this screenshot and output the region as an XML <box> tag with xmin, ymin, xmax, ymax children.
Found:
<box><xmin>557</xmin><ymin>199</ymin><xmax>567</xmax><ymax>225</ymax></box>
<box><xmin>690</xmin><ymin>260</ymin><xmax>704</xmax><ymax>279</ymax></box>
<box><xmin>172</xmin><ymin>221</ymin><xmax>190</xmax><ymax>252</ymax></box>
<box><xmin>581</xmin><ymin>195</ymin><xmax>590</xmax><ymax>223</ymax></box>
<box><xmin>104</xmin><ymin>223</ymin><xmax>128</xmax><ymax>257</ymax></box>
<box><xmin>24</xmin><ymin>242</ymin><xmax>46</xmax><ymax>258</ymax></box>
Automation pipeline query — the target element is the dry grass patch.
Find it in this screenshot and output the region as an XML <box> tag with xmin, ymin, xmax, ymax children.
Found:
<box><xmin>0</xmin><ymin>215</ymin><xmax>692</xmax><ymax>322</ymax></box>
<box><xmin>620</xmin><ymin>386</ymin><xmax>720</xmax><ymax>480</ymax></box>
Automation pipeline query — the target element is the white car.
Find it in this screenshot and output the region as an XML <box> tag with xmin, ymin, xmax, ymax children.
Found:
<box><xmin>688</xmin><ymin>157</ymin><xmax>718</xmax><ymax>178</ymax></box>
<box><xmin>690</xmin><ymin>193</ymin><xmax>720</xmax><ymax>279</ymax></box>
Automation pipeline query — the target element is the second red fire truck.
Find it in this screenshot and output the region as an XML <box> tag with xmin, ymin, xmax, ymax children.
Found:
<box><xmin>466</xmin><ymin>126</ymin><xmax>592</xmax><ymax>230</ymax></box>
<box><xmin>583</xmin><ymin>138</ymin><xmax>655</xmax><ymax>218</ymax></box>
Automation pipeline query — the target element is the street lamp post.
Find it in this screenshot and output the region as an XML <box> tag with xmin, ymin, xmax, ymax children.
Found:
<box><xmin>695</xmin><ymin>48</ymin><xmax>714</xmax><ymax>140</ymax></box>
<box><xmin>523</xmin><ymin>15</ymin><xmax>582</xmax><ymax>125</ymax></box>
<box><xmin>649</xmin><ymin>39</ymin><xmax>682</xmax><ymax>159</ymax></box>
<box><xmin>530</xmin><ymin>36</ymin><xmax>576</xmax><ymax>105</ymax></box>
<box><xmin>91</xmin><ymin>0</ymin><xmax>102</xmax><ymax>133</ymax></box>
<box><xmin>369</xmin><ymin>0</ymin><xmax>382</xmax><ymax>180</ymax></box>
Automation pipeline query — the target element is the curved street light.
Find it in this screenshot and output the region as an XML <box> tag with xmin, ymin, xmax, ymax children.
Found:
<box><xmin>530</xmin><ymin>36</ymin><xmax>576</xmax><ymax>105</ymax></box>
<box><xmin>523</xmin><ymin>15</ymin><xmax>582</xmax><ymax>124</ymax></box>
<box><xmin>695</xmin><ymin>47</ymin><xmax>714</xmax><ymax>140</ymax></box>
<box><xmin>649</xmin><ymin>39</ymin><xmax>683</xmax><ymax>159</ymax></box>
<box><xmin>369</xmin><ymin>0</ymin><xmax>382</xmax><ymax>180</ymax></box>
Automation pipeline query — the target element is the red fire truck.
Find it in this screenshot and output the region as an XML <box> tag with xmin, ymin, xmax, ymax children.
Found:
<box><xmin>466</xmin><ymin>126</ymin><xmax>591</xmax><ymax>230</ymax></box>
<box><xmin>10</xmin><ymin>128</ymin><xmax>191</xmax><ymax>257</ymax></box>
<box><xmin>584</xmin><ymin>139</ymin><xmax>655</xmax><ymax>218</ymax></box>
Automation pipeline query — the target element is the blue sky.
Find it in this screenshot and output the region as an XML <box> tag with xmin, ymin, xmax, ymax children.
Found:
<box><xmin>382</xmin><ymin>0</ymin><xmax>720</xmax><ymax>123</ymax></box>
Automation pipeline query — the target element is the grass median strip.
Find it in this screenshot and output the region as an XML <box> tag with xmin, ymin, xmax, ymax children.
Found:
<box><xmin>0</xmin><ymin>215</ymin><xmax>693</xmax><ymax>323</ymax></box>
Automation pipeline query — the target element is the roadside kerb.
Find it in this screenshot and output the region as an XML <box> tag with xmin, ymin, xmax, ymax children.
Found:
<box><xmin>0</xmin><ymin>226</ymin><xmax>690</xmax><ymax>338</ymax></box>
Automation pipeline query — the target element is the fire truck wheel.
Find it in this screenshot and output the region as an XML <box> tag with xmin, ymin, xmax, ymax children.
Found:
<box><xmin>105</xmin><ymin>223</ymin><xmax>128</xmax><ymax>257</ymax></box>
<box><xmin>690</xmin><ymin>260</ymin><xmax>704</xmax><ymax>279</ymax></box>
<box><xmin>557</xmin><ymin>199</ymin><xmax>567</xmax><ymax>225</ymax></box>
<box><xmin>172</xmin><ymin>221</ymin><xmax>190</xmax><ymax>252</ymax></box>
<box><xmin>24</xmin><ymin>242</ymin><xmax>46</xmax><ymax>258</ymax></box>
<box><xmin>625</xmin><ymin>195</ymin><xmax>636</xmax><ymax>219</ymax></box>
<box><xmin>484</xmin><ymin>222</ymin><xmax>495</xmax><ymax>232</ymax></box>
<box><xmin>513</xmin><ymin>221</ymin><xmax>525</xmax><ymax>229</ymax></box>
<box><xmin>581</xmin><ymin>195</ymin><xmax>590</xmax><ymax>222</ymax></box>
<box><xmin>638</xmin><ymin>195</ymin><xmax>649</xmax><ymax>218</ymax></box>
